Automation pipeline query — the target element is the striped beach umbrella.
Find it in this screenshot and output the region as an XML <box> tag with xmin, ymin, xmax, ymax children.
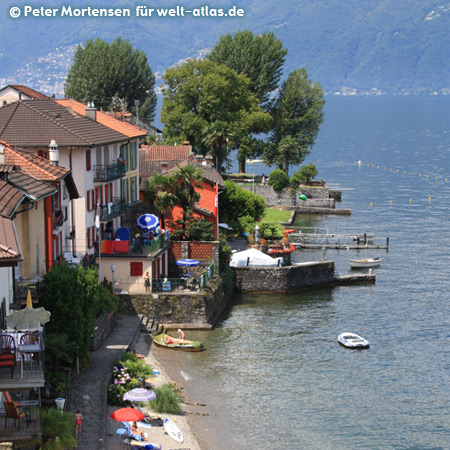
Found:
<box><xmin>136</xmin><ymin>214</ymin><xmax>160</xmax><ymax>232</ymax></box>
<box><xmin>176</xmin><ymin>259</ymin><xmax>200</xmax><ymax>267</ymax></box>
<box><xmin>123</xmin><ymin>388</ymin><xmax>156</xmax><ymax>402</ymax></box>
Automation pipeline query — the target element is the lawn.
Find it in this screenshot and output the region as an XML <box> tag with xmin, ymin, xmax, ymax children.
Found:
<box><xmin>262</xmin><ymin>208</ymin><xmax>292</xmax><ymax>223</ymax></box>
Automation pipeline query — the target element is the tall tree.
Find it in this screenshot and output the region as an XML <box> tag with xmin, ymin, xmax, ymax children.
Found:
<box><xmin>145</xmin><ymin>173</ymin><xmax>178</xmax><ymax>229</ymax></box>
<box><xmin>161</xmin><ymin>59</ymin><xmax>271</xmax><ymax>172</ymax></box>
<box><xmin>208</xmin><ymin>30</ymin><xmax>287</xmax><ymax>107</ymax></box>
<box><xmin>266</xmin><ymin>68</ymin><xmax>325</xmax><ymax>174</ymax></box>
<box><xmin>65</xmin><ymin>37</ymin><xmax>157</xmax><ymax>122</ymax></box>
<box><xmin>208</xmin><ymin>30</ymin><xmax>286</xmax><ymax>172</ymax></box>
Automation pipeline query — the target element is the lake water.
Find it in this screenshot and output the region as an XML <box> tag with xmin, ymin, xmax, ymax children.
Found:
<box><xmin>155</xmin><ymin>96</ymin><xmax>450</xmax><ymax>450</ymax></box>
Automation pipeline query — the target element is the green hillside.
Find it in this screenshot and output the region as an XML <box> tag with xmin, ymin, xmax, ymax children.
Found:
<box><xmin>0</xmin><ymin>0</ymin><xmax>448</xmax><ymax>94</ymax></box>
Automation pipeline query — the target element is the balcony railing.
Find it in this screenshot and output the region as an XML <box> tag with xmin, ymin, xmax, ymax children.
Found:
<box><xmin>93</xmin><ymin>162</ymin><xmax>126</xmax><ymax>182</ymax></box>
<box><xmin>99</xmin><ymin>198</ymin><xmax>126</xmax><ymax>221</ymax></box>
<box><xmin>14</xmin><ymin>277</ymin><xmax>45</xmax><ymax>304</ymax></box>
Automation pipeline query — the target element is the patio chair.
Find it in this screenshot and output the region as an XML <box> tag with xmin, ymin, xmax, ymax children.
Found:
<box><xmin>0</xmin><ymin>335</ymin><xmax>16</xmax><ymax>378</ymax></box>
<box><xmin>20</xmin><ymin>332</ymin><xmax>41</xmax><ymax>365</ymax></box>
<box><xmin>4</xmin><ymin>401</ymin><xmax>28</xmax><ymax>430</ymax></box>
<box><xmin>123</xmin><ymin>421</ymin><xmax>143</xmax><ymax>441</ymax></box>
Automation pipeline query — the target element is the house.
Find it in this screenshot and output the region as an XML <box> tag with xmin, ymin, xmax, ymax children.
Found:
<box><xmin>164</xmin><ymin>160</ymin><xmax>224</xmax><ymax>239</ymax></box>
<box><xmin>4</xmin><ymin>143</ymin><xmax>79</xmax><ymax>274</ymax></box>
<box><xmin>0</xmin><ymin>84</ymin><xmax>49</xmax><ymax>107</ymax></box>
<box><xmin>56</xmin><ymin>99</ymin><xmax>147</xmax><ymax>213</ymax></box>
<box><xmin>0</xmin><ymin>99</ymin><xmax>131</xmax><ymax>257</ymax></box>
<box><xmin>139</xmin><ymin>144</ymin><xmax>193</xmax><ymax>201</ymax></box>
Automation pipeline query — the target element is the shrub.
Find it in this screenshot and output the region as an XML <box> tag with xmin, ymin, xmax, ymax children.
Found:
<box><xmin>258</xmin><ymin>221</ymin><xmax>284</xmax><ymax>240</ymax></box>
<box><xmin>293</xmin><ymin>164</ymin><xmax>318</xmax><ymax>182</ymax></box>
<box><xmin>268</xmin><ymin>169</ymin><xmax>290</xmax><ymax>191</ymax></box>
<box><xmin>149</xmin><ymin>383</ymin><xmax>183</xmax><ymax>414</ymax></box>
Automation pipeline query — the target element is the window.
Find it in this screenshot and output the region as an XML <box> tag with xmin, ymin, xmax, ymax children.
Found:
<box><xmin>130</xmin><ymin>176</ymin><xmax>137</xmax><ymax>203</ymax></box>
<box><xmin>87</xmin><ymin>189</ymin><xmax>95</xmax><ymax>211</ymax></box>
<box><xmin>86</xmin><ymin>149</ymin><xmax>92</xmax><ymax>171</ymax></box>
<box><xmin>130</xmin><ymin>262</ymin><xmax>143</xmax><ymax>277</ymax></box>
<box><xmin>87</xmin><ymin>226</ymin><xmax>96</xmax><ymax>249</ymax></box>
<box><xmin>122</xmin><ymin>179</ymin><xmax>129</xmax><ymax>203</ymax></box>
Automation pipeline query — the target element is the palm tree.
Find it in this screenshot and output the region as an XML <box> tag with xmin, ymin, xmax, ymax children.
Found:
<box><xmin>40</xmin><ymin>408</ymin><xmax>77</xmax><ymax>449</ymax></box>
<box><xmin>202</xmin><ymin>122</ymin><xmax>229</xmax><ymax>172</ymax></box>
<box><xmin>145</xmin><ymin>173</ymin><xmax>177</xmax><ymax>229</ymax></box>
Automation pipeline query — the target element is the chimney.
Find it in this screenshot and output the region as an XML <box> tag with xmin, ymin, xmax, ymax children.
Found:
<box><xmin>0</xmin><ymin>142</ymin><xmax>5</xmax><ymax>165</ymax></box>
<box><xmin>161</xmin><ymin>162</ymin><xmax>168</xmax><ymax>174</ymax></box>
<box><xmin>85</xmin><ymin>101</ymin><xmax>97</xmax><ymax>121</ymax></box>
<box><xmin>205</xmin><ymin>155</ymin><xmax>213</xmax><ymax>168</ymax></box>
<box><xmin>48</xmin><ymin>138</ymin><xmax>59</xmax><ymax>166</ymax></box>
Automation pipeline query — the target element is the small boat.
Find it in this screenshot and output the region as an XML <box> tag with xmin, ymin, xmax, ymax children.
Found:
<box><xmin>338</xmin><ymin>332</ymin><xmax>370</xmax><ymax>349</ymax></box>
<box><xmin>152</xmin><ymin>334</ymin><xmax>204</xmax><ymax>352</ymax></box>
<box><xmin>348</xmin><ymin>257</ymin><xmax>381</xmax><ymax>268</ymax></box>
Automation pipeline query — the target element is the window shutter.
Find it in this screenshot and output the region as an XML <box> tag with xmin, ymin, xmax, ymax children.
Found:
<box><xmin>86</xmin><ymin>149</ymin><xmax>91</xmax><ymax>171</ymax></box>
<box><xmin>130</xmin><ymin>262</ymin><xmax>143</xmax><ymax>277</ymax></box>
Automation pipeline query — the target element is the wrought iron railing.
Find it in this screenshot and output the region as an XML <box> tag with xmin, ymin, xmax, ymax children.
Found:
<box><xmin>93</xmin><ymin>163</ymin><xmax>126</xmax><ymax>182</ymax></box>
<box><xmin>99</xmin><ymin>198</ymin><xmax>126</xmax><ymax>221</ymax></box>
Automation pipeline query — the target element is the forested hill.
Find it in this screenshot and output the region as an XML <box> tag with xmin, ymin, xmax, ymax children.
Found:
<box><xmin>1</xmin><ymin>0</ymin><xmax>449</xmax><ymax>94</ymax></box>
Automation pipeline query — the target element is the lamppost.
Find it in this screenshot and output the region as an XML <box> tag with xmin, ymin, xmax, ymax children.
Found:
<box><xmin>111</xmin><ymin>264</ymin><xmax>116</xmax><ymax>288</ymax></box>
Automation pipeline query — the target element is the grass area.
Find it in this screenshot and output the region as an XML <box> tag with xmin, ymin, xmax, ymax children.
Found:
<box><xmin>262</xmin><ymin>208</ymin><xmax>292</xmax><ymax>223</ymax></box>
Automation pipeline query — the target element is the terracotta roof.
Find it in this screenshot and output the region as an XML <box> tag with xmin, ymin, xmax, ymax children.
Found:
<box><xmin>140</xmin><ymin>145</ymin><xmax>192</xmax><ymax>161</ymax></box>
<box><xmin>56</xmin><ymin>99</ymin><xmax>148</xmax><ymax>139</ymax></box>
<box><xmin>0</xmin><ymin>100</ymin><xmax>128</xmax><ymax>147</ymax></box>
<box><xmin>165</xmin><ymin>160</ymin><xmax>225</xmax><ymax>188</ymax></box>
<box><xmin>0</xmin><ymin>164</ymin><xmax>15</xmax><ymax>173</ymax></box>
<box><xmin>0</xmin><ymin>179</ymin><xmax>26</xmax><ymax>218</ymax></box>
<box><xmin>7</xmin><ymin>171</ymin><xmax>57</xmax><ymax>201</ymax></box>
<box><xmin>193</xmin><ymin>204</ymin><xmax>213</xmax><ymax>217</ymax></box>
<box><xmin>0</xmin><ymin>216</ymin><xmax>22</xmax><ymax>266</ymax></box>
<box><xmin>8</xmin><ymin>85</ymin><xmax>49</xmax><ymax>100</ymax></box>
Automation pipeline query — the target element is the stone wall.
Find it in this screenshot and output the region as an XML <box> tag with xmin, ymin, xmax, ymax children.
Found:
<box><xmin>124</xmin><ymin>275</ymin><xmax>228</xmax><ymax>326</ymax></box>
<box><xmin>241</xmin><ymin>184</ymin><xmax>335</xmax><ymax>208</ymax></box>
<box><xmin>233</xmin><ymin>261</ymin><xmax>336</xmax><ymax>293</ymax></box>
<box><xmin>169</xmin><ymin>241</ymin><xmax>220</xmax><ymax>271</ymax></box>
<box><xmin>90</xmin><ymin>311</ymin><xmax>116</xmax><ymax>351</ymax></box>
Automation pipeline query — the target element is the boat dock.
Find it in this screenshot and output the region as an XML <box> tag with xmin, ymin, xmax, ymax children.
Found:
<box><xmin>288</xmin><ymin>228</ymin><xmax>390</xmax><ymax>250</ymax></box>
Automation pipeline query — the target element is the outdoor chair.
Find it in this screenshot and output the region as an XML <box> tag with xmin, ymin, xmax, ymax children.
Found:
<box><xmin>19</xmin><ymin>332</ymin><xmax>41</xmax><ymax>365</ymax></box>
<box><xmin>0</xmin><ymin>335</ymin><xmax>16</xmax><ymax>378</ymax></box>
<box><xmin>123</xmin><ymin>421</ymin><xmax>143</xmax><ymax>441</ymax></box>
<box><xmin>4</xmin><ymin>401</ymin><xmax>28</xmax><ymax>430</ymax></box>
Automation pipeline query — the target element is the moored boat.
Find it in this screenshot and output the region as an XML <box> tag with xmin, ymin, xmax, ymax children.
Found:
<box><xmin>348</xmin><ymin>257</ymin><xmax>381</xmax><ymax>268</ymax></box>
<box><xmin>337</xmin><ymin>332</ymin><xmax>370</xmax><ymax>349</ymax></box>
<box><xmin>152</xmin><ymin>333</ymin><xmax>204</xmax><ymax>352</ymax></box>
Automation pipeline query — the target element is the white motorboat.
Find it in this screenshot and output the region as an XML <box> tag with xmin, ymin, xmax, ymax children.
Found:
<box><xmin>348</xmin><ymin>257</ymin><xmax>381</xmax><ymax>268</ymax></box>
<box><xmin>338</xmin><ymin>332</ymin><xmax>370</xmax><ymax>349</ymax></box>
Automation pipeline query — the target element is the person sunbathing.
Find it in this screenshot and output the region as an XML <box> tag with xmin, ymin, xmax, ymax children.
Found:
<box><xmin>130</xmin><ymin>422</ymin><xmax>146</xmax><ymax>439</ymax></box>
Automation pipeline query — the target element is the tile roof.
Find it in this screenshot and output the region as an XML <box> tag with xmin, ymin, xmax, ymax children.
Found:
<box><xmin>5</xmin><ymin>145</ymin><xmax>69</xmax><ymax>181</ymax></box>
<box><xmin>0</xmin><ymin>216</ymin><xmax>22</xmax><ymax>265</ymax></box>
<box><xmin>7</xmin><ymin>171</ymin><xmax>57</xmax><ymax>201</ymax></box>
<box><xmin>0</xmin><ymin>100</ymin><xmax>128</xmax><ymax>147</ymax></box>
<box><xmin>56</xmin><ymin>99</ymin><xmax>148</xmax><ymax>139</ymax></box>
<box><xmin>0</xmin><ymin>179</ymin><xmax>25</xmax><ymax>218</ymax></box>
<box><xmin>8</xmin><ymin>85</ymin><xmax>49</xmax><ymax>100</ymax></box>
<box><xmin>140</xmin><ymin>145</ymin><xmax>192</xmax><ymax>161</ymax></box>
<box><xmin>0</xmin><ymin>164</ymin><xmax>15</xmax><ymax>173</ymax></box>
<box><xmin>165</xmin><ymin>160</ymin><xmax>225</xmax><ymax>188</ymax></box>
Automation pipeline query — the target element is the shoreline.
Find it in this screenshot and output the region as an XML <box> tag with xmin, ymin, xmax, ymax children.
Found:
<box><xmin>104</xmin><ymin>330</ymin><xmax>212</xmax><ymax>450</ymax></box>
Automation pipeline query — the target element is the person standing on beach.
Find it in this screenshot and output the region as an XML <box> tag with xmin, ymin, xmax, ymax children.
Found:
<box><xmin>178</xmin><ymin>329</ymin><xmax>185</xmax><ymax>340</ymax></box>
<box><xmin>75</xmin><ymin>410</ymin><xmax>83</xmax><ymax>439</ymax></box>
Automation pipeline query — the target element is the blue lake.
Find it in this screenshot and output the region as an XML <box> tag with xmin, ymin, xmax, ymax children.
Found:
<box><xmin>155</xmin><ymin>96</ymin><xmax>450</xmax><ymax>450</ymax></box>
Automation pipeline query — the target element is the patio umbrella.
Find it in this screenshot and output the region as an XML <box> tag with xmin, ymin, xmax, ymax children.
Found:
<box><xmin>110</xmin><ymin>407</ymin><xmax>146</xmax><ymax>422</ymax></box>
<box><xmin>136</xmin><ymin>214</ymin><xmax>160</xmax><ymax>232</ymax></box>
<box><xmin>124</xmin><ymin>388</ymin><xmax>156</xmax><ymax>402</ymax></box>
<box><xmin>176</xmin><ymin>259</ymin><xmax>200</xmax><ymax>267</ymax></box>
<box><xmin>6</xmin><ymin>291</ymin><xmax>51</xmax><ymax>330</ymax></box>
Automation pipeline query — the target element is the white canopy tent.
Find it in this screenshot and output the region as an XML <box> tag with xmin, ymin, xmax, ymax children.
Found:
<box><xmin>229</xmin><ymin>248</ymin><xmax>283</xmax><ymax>267</ymax></box>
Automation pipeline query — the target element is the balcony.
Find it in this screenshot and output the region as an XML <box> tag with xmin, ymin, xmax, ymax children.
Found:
<box><xmin>93</xmin><ymin>162</ymin><xmax>126</xmax><ymax>182</ymax></box>
<box><xmin>0</xmin><ymin>403</ymin><xmax>41</xmax><ymax>443</ymax></box>
<box><xmin>99</xmin><ymin>198</ymin><xmax>126</xmax><ymax>221</ymax></box>
<box><xmin>14</xmin><ymin>277</ymin><xmax>45</xmax><ymax>307</ymax></box>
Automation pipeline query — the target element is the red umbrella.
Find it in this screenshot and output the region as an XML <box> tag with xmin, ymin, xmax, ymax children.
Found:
<box><xmin>110</xmin><ymin>407</ymin><xmax>146</xmax><ymax>422</ymax></box>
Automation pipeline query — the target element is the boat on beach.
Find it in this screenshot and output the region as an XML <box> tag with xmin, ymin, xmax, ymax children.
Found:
<box><xmin>337</xmin><ymin>332</ymin><xmax>370</xmax><ymax>349</ymax></box>
<box><xmin>152</xmin><ymin>334</ymin><xmax>204</xmax><ymax>352</ymax></box>
<box><xmin>348</xmin><ymin>257</ymin><xmax>381</xmax><ymax>268</ymax></box>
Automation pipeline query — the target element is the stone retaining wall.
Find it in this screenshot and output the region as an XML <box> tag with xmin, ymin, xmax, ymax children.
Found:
<box><xmin>90</xmin><ymin>311</ymin><xmax>116</xmax><ymax>351</ymax></box>
<box><xmin>123</xmin><ymin>275</ymin><xmax>228</xmax><ymax>326</ymax></box>
<box><xmin>241</xmin><ymin>184</ymin><xmax>335</xmax><ymax>208</ymax></box>
<box><xmin>233</xmin><ymin>261</ymin><xmax>336</xmax><ymax>293</ymax></box>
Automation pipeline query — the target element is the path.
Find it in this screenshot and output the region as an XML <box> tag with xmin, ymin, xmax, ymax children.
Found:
<box><xmin>69</xmin><ymin>312</ymin><xmax>141</xmax><ymax>449</ymax></box>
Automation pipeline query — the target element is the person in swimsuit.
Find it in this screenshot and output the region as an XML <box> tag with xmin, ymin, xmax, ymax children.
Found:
<box><xmin>75</xmin><ymin>410</ymin><xmax>83</xmax><ymax>439</ymax></box>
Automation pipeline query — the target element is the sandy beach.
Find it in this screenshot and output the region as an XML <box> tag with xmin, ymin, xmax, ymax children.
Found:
<box><xmin>105</xmin><ymin>331</ymin><xmax>204</xmax><ymax>450</ymax></box>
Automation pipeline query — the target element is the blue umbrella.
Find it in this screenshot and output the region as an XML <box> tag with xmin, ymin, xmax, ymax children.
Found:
<box><xmin>136</xmin><ymin>214</ymin><xmax>160</xmax><ymax>232</ymax></box>
<box><xmin>176</xmin><ymin>259</ymin><xmax>200</xmax><ymax>267</ymax></box>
